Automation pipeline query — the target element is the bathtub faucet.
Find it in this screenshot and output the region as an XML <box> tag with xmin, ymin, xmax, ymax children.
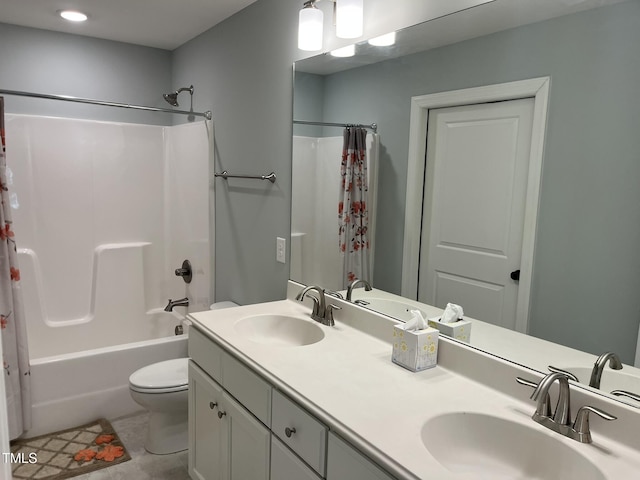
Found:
<box><xmin>164</xmin><ymin>297</ymin><xmax>189</xmax><ymax>312</ymax></box>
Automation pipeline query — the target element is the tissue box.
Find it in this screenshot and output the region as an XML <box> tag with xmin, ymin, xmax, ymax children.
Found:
<box><xmin>428</xmin><ymin>318</ymin><xmax>472</xmax><ymax>343</ymax></box>
<box><xmin>392</xmin><ymin>325</ymin><xmax>438</xmax><ymax>372</ymax></box>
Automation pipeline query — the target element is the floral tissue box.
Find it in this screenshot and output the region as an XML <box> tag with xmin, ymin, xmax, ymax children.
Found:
<box><xmin>427</xmin><ymin>318</ymin><xmax>472</xmax><ymax>343</ymax></box>
<box><xmin>392</xmin><ymin>324</ymin><xmax>438</xmax><ymax>372</ymax></box>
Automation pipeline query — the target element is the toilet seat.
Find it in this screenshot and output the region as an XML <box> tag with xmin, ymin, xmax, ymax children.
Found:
<box><xmin>129</xmin><ymin>358</ymin><xmax>189</xmax><ymax>394</ymax></box>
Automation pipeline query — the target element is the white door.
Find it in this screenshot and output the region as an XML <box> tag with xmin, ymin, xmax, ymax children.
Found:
<box><xmin>418</xmin><ymin>98</ymin><xmax>535</xmax><ymax>330</ymax></box>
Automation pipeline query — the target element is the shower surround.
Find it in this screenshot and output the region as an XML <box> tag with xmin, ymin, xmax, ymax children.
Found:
<box><xmin>291</xmin><ymin>135</ymin><xmax>378</xmax><ymax>291</ymax></box>
<box><xmin>5</xmin><ymin>114</ymin><xmax>212</xmax><ymax>436</ymax></box>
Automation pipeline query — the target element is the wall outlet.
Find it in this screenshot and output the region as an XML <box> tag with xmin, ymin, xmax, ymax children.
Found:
<box><xmin>276</xmin><ymin>237</ymin><xmax>286</xmax><ymax>264</ymax></box>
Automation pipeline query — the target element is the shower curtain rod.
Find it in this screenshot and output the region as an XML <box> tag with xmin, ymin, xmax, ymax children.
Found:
<box><xmin>0</xmin><ymin>88</ymin><xmax>212</xmax><ymax>120</ymax></box>
<box><xmin>293</xmin><ymin>119</ymin><xmax>377</xmax><ymax>133</ymax></box>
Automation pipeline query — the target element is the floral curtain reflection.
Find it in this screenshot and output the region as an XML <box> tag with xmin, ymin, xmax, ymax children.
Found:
<box><xmin>0</xmin><ymin>97</ymin><xmax>31</xmax><ymax>439</ymax></box>
<box><xmin>338</xmin><ymin>127</ymin><xmax>370</xmax><ymax>288</ymax></box>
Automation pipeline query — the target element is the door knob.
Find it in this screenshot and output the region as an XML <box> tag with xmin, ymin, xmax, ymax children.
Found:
<box><xmin>510</xmin><ymin>269</ymin><xmax>521</xmax><ymax>281</ymax></box>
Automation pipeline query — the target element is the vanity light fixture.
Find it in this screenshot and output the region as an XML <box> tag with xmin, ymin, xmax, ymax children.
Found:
<box><xmin>335</xmin><ymin>0</ymin><xmax>363</xmax><ymax>39</ymax></box>
<box><xmin>330</xmin><ymin>44</ymin><xmax>356</xmax><ymax>57</ymax></box>
<box><xmin>298</xmin><ymin>1</ymin><xmax>324</xmax><ymax>51</ymax></box>
<box><xmin>298</xmin><ymin>0</ymin><xmax>364</xmax><ymax>51</ymax></box>
<box><xmin>59</xmin><ymin>10</ymin><xmax>88</xmax><ymax>22</ymax></box>
<box><xmin>368</xmin><ymin>31</ymin><xmax>396</xmax><ymax>47</ymax></box>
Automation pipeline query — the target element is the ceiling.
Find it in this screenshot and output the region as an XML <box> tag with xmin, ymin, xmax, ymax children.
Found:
<box><xmin>0</xmin><ymin>0</ymin><xmax>259</xmax><ymax>51</ymax></box>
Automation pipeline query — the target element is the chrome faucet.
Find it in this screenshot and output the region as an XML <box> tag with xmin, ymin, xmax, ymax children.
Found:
<box><xmin>531</xmin><ymin>372</ymin><xmax>572</xmax><ymax>426</ymax></box>
<box><xmin>295</xmin><ymin>285</ymin><xmax>341</xmax><ymax>326</ymax></box>
<box><xmin>589</xmin><ymin>352</ymin><xmax>623</xmax><ymax>389</ymax></box>
<box><xmin>346</xmin><ymin>279</ymin><xmax>372</xmax><ymax>301</ymax></box>
<box><xmin>164</xmin><ymin>297</ymin><xmax>189</xmax><ymax>311</ymax></box>
<box><xmin>518</xmin><ymin>372</ymin><xmax>616</xmax><ymax>443</ymax></box>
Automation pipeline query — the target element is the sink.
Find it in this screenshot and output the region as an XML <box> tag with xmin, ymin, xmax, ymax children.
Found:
<box><xmin>421</xmin><ymin>413</ymin><xmax>605</xmax><ymax>480</ymax></box>
<box><xmin>356</xmin><ymin>297</ymin><xmax>426</xmax><ymax>322</ymax></box>
<box><xmin>234</xmin><ymin>315</ymin><xmax>325</xmax><ymax>347</ymax></box>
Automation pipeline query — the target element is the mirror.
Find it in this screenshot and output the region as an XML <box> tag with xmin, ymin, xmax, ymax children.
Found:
<box><xmin>291</xmin><ymin>0</ymin><xmax>640</xmax><ymax>404</ymax></box>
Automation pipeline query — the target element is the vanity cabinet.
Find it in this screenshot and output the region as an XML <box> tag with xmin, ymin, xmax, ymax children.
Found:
<box><xmin>188</xmin><ymin>361</ymin><xmax>225</xmax><ymax>480</ymax></box>
<box><xmin>189</xmin><ymin>325</ymin><xmax>396</xmax><ymax>480</ymax></box>
<box><xmin>188</xmin><ymin>361</ymin><xmax>270</xmax><ymax>480</ymax></box>
<box><xmin>326</xmin><ymin>433</ymin><xmax>395</xmax><ymax>480</ymax></box>
<box><xmin>270</xmin><ymin>436</ymin><xmax>322</xmax><ymax>480</ymax></box>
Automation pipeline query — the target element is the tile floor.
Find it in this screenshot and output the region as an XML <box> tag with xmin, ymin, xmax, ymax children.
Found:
<box><xmin>72</xmin><ymin>413</ymin><xmax>190</xmax><ymax>480</ymax></box>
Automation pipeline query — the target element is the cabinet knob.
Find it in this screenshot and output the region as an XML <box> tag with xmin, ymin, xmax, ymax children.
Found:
<box><xmin>209</xmin><ymin>402</ymin><xmax>217</xmax><ymax>410</ymax></box>
<box><xmin>285</xmin><ymin>427</ymin><xmax>296</xmax><ymax>438</ymax></box>
<box><xmin>217</xmin><ymin>410</ymin><xmax>227</xmax><ymax>419</ymax></box>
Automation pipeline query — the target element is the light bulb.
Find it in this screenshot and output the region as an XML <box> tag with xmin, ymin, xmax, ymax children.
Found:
<box><xmin>330</xmin><ymin>45</ymin><xmax>356</xmax><ymax>58</ymax></box>
<box><xmin>59</xmin><ymin>10</ymin><xmax>88</xmax><ymax>22</ymax></box>
<box><xmin>368</xmin><ymin>32</ymin><xmax>396</xmax><ymax>47</ymax></box>
<box><xmin>336</xmin><ymin>0</ymin><xmax>363</xmax><ymax>39</ymax></box>
<box><xmin>298</xmin><ymin>4</ymin><xmax>323</xmax><ymax>51</ymax></box>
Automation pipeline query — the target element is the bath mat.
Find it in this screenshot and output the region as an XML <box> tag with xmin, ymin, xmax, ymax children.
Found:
<box><xmin>9</xmin><ymin>418</ymin><xmax>131</xmax><ymax>479</ymax></box>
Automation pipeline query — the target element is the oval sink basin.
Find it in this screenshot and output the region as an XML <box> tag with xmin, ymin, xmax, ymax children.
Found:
<box><xmin>422</xmin><ymin>413</ymin><xmax>605</xmax><ymax>480</ymax></box>
<box><xmin>235</xmin><ymin>315</ymin><xmax>325</xmax><ymax>347</ymax></box>
<box><xmin>357</xmin><ymin>297</ymin><xmax>427</xmax><ymax>322</ymax></box>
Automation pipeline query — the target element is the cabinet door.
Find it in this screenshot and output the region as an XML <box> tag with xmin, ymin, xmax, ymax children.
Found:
<box><xmin>189</xmin><ymin>361</ymin><xmax>227</xmax><ymax>480</ymax></box>
<box><xmin>326</xmin><ymin>433</ymin><xmax>395</xmax><ymax>480</ymax></box>
<box><xmin>223</xmin><ymin>392</ymin><xmax>270</xmax><ymax>480</ymax></box>
<box><xmin>271</xmin><ymin>436</ymin><xmax>321</xmax><ymax>480</ymax></box>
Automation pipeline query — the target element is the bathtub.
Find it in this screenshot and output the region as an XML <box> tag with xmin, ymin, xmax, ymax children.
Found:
<box><xmin>25</xmin><ymin>312</ymin><xmax>188</xmax><ymax>438</ymax></box>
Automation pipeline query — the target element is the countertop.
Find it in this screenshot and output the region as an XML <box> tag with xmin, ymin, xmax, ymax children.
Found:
<box><xmin>188</xmin><ymin>298</ymin><xmax>640</xmax><ymax>480</ymax></box>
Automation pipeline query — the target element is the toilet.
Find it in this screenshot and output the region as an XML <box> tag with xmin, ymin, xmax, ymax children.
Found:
<box><xmin>129</xmin><ymin>301</ymin><xmax>239</xmax><ymax>454</ymax></box>
<box><xmin>129</xmin><ymin>357</ymin><xmax>189</xmax><ymax>455</ymax></box>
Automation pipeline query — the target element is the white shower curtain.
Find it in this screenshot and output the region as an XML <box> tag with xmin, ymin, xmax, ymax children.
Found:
<box><xmin>338</xmin><ymin>127</ymin><xmax>370</xmax><ymax>288</ymax></box>
<box><xmin>0</xmin><ymin>97</ymin><xmax>31</xmax><ymax>439</ymax></box>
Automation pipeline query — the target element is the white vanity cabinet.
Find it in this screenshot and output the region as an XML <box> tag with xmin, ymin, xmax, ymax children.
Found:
<box><xmin>188</xmin><ymin>361</ymin><xmax>225</xmax><ymax>480</ymax></box>
<box><xmin>188</xmin><ymin>325</ymin><xmax>396</xmax><ymax>480</ymax></box>
<box><xmin>326</xmin><ymin>433</ymin><xmax>395</xmax><ymax>480</ymax></box>
<box><xmin>189</xmin><ymin>327</ymin><xmax>271</xmax><ymax>480</ymax></box>
<box><xmin>270</xmin><ymin>436</ymin><xmax>322</xmax><ymax>480</ymax></box>
<box><xmin>188</xmin><ymin>361</ymin><xmax>270</xmax><ymax>480</ymax></box>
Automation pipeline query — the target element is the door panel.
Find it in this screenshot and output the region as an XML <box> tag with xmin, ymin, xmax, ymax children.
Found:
<box><xmin>419</xmin><ymin>98</ymin><xmax>534</xmax><ymax>330</ymax></box>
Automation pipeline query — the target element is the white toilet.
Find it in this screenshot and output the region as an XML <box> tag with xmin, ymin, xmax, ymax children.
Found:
<box><xmin>129</xmin><ymin>357</ymin><xmax>189</xmax><ymax>455</ymax></box>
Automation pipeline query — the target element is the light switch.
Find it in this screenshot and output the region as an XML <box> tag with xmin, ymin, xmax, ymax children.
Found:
<box><xmin>276</xmin><ymin>237</ymin><xmax>286</xmax><ymax>264</ymax></box>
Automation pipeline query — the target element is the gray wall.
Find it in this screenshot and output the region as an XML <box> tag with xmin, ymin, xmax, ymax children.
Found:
<box><xmin>170</xmin><ymin>0</ymin><xmax>476</xmax><ymax>305</ymax></box>
<box><xmin>0</xmin><ymin>23</ymin><xmax>172</xmax><ymax>125</ymax></box>
<box><xmin>295</xmin><ymin>2</ymin><xmax>640</xmax><ymax>362</ymax></box>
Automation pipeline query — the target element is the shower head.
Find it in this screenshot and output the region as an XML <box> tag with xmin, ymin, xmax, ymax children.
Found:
<box><xmin>163</xmin><ymin>85</ymin><xmax>194</xmax><ymax>107</ymax></box>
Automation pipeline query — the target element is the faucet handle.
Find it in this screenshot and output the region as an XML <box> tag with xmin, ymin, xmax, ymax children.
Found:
<box><xmin>548</xmin><ymin>365</ymin><xmax>580</xmax><ymax>383</ymax></box>
<box><xmin>572</xmin><ymin>406</ymin><xmax>617</xmax><ymax>443</ymax></box>
<box><xmin>325</xmin><ymin>304</ymin><xmax>341</xmax><ymax>326</ymax></box>
<box><xmin>326</xmin><ymin>290</ymin><xmax>344</xmax><ymax>300</ymax></box>
<box><xmin>516</xmin><ymin>377</ymin><xmax>552</xmax><ymax>417</ymax></box>
<box><xmin>611</xmin><ymin>390</ymin><xmax>640</xmax><ymax>403</ymax></box>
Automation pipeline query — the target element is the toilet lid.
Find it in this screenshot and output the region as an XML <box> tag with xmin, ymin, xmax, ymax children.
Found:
<box><xmin>129</xmin><ymin>358</ymin><xmax>188</xmax><ymax>390</ymax></box>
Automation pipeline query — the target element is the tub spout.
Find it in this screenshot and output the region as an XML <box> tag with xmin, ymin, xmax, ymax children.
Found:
<box><xmin>165</xmin><ymin>297</ymin><xmax>189</xmax><ymax>312</ymax></box>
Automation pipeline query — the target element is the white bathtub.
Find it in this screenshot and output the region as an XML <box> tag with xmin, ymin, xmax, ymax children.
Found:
<box><xmin>25</xmin><ymin>316</ymin><xmax>188</xmax><ymax>438</ymax></box>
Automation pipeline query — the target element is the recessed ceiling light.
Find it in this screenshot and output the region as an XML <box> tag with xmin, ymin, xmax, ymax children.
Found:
<box><xmin>59</xmin><ymin>10</ymin><xmax>88</xmax><ymax>22</ymax></box>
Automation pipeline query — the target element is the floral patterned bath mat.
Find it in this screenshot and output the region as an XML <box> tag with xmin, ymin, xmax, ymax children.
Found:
<box><xmin>9</xmin><ymin>418</ymin><xmax>131</xmax><ymax>479</ymax></box>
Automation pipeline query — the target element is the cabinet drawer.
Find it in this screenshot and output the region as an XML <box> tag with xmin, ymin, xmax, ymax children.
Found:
<box><xmin>223</xmin><ymin>353</ymin><xmax>272</xmax><ymax>427</ymax></box>
<box><xmin>272</xmin><ymin>390</ymin><xmax>327</xmax><ymax>477</ymax></box>
<box><xmin>271</xmin><ymin>436</ymin><xmax>322</xmax><ymax>480</ymax></box>
<box><xmin>189</xmin><ymin>326</ymin><xmax>223</xmax><ymax>383</ymax></box>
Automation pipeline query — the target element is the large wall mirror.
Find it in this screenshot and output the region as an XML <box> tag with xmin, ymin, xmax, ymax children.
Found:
<box><xmin>292</xmin><ymin>0</ymin><xmax>640</xmax><ymax>405</ymax></box>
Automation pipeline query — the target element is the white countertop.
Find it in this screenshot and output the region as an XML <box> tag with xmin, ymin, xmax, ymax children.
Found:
<box><xmin>188</xmin><ymin>298</ymin><xmax>640</xmax><ymax>480</ymax></box>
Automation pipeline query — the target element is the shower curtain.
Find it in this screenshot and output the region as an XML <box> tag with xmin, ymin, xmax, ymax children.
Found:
<box><xmin>338</xmin><ymin>127</ymin><xmax>370</xmax><ymax>288</ymax></box>
<box><xmin>0</xmin><ymin>97</ymin><xmax>31</xmax><ymax>439</ymax></box>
